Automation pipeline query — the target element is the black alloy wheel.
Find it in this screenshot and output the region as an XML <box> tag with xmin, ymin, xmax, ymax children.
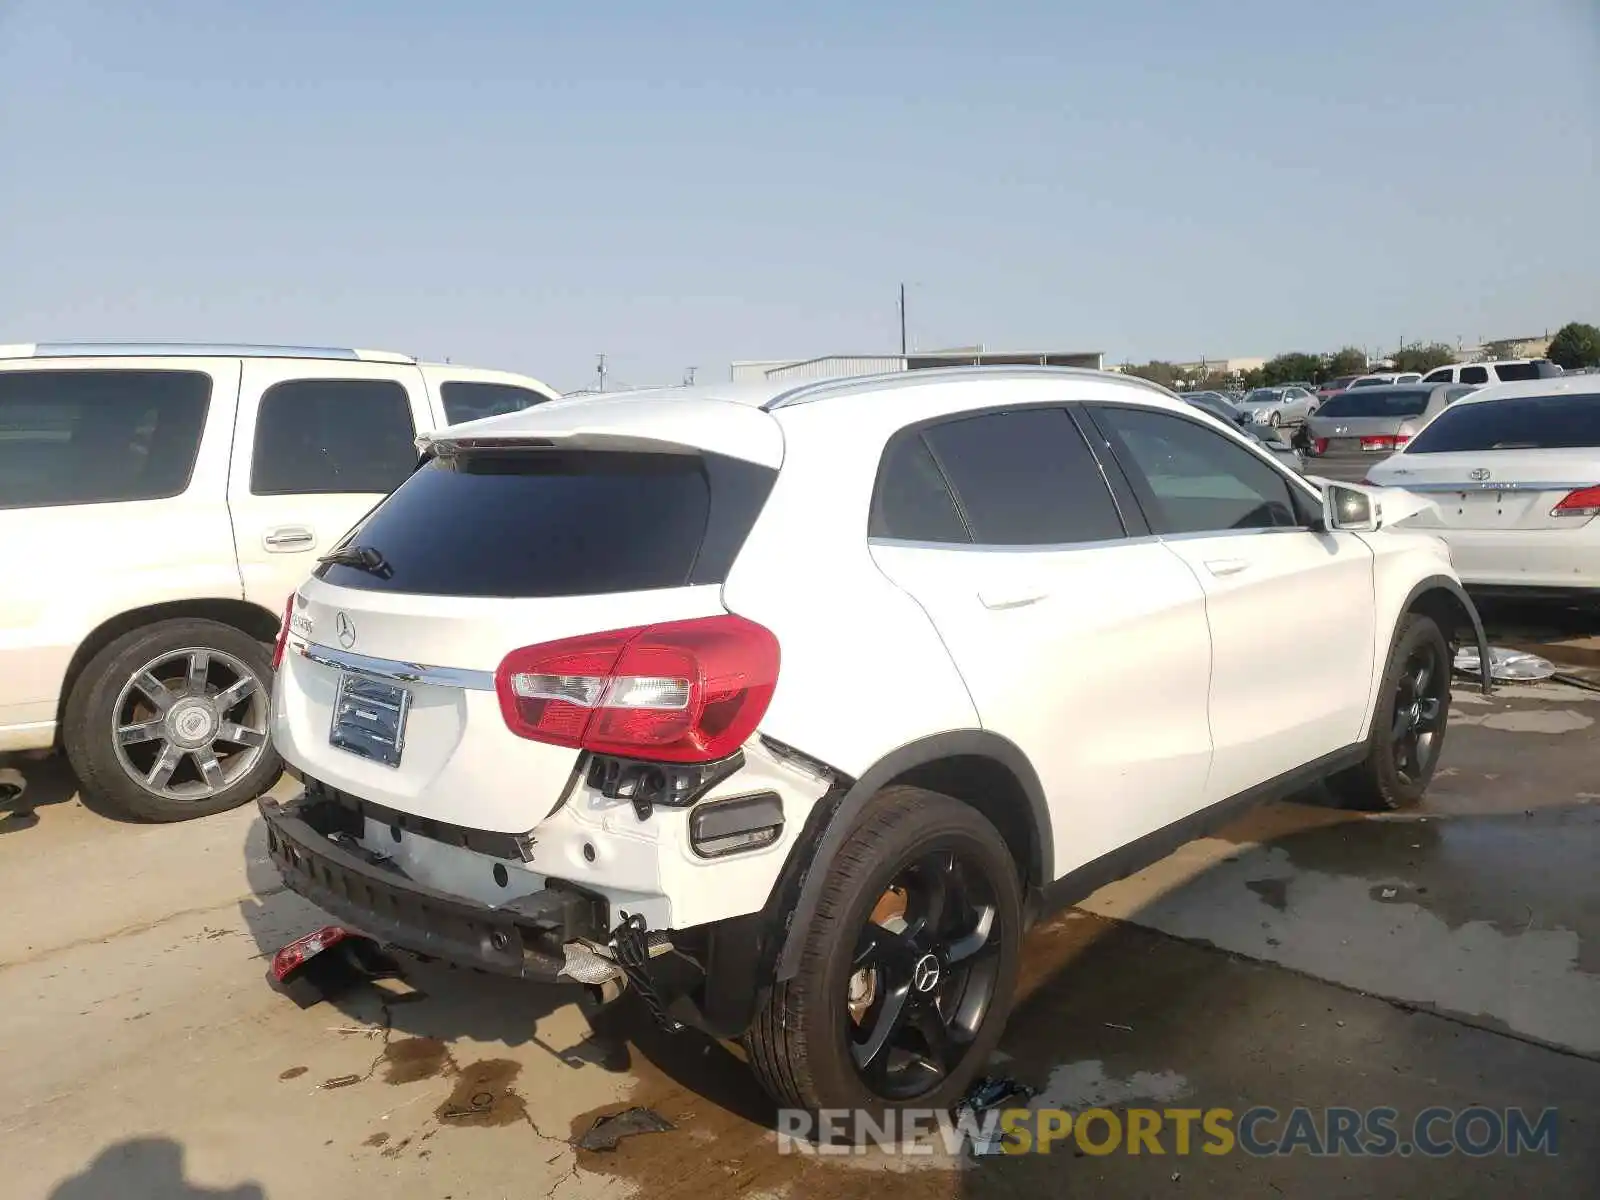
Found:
<box><xmin>846</xmin><ymin>848</ymin><xmax>1002</xmax><ymax>1099</ymax></box>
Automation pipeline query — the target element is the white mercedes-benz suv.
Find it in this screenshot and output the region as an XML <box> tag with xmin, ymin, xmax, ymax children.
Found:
<box><xmin>261</xmin><ymin>367</ymin><xmax>1490</xmax><ymax>1113</ymax></box>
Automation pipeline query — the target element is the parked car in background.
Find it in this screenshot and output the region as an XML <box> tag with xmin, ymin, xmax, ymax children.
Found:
<box><xmin>1317</xmin><ymin>375</ymin><xmax>1363</xmax><ymax>403</ymax></box>
<box><xmin>1418</xmin><ymin>359</ymin><xmax>1562</xmax><ymax>387</ymax></box>
<box><xmin>1303</xmin><ymin>384</ymin><xmax>1474</xmax><ymax>463</ymax></box>
<box><xmin>1349</xmin><ymin>373</ymin><xmax>1421</xmax><ymax>389</ymax></box>
<box><xmin>259</xmin><ymin>365</ymin><xmax>1485</xmax><ymax>1117</ymax></box>
<box><xmin>1236</xmin><ymin>386</ymin><xmax>1318</xmax><ymax>428</ymax></box>
<box><xmin>0</xmin><ymin>342</ymin><xmax>559</xmax><ymax>821</ymax></box>
<box><xmin>1363</xmin><ymin>377</ymin><xmax>1600</xmax><ymax>599</ymax></box>
<box><xmin>1184</xmin><ymin>392</ymin><xmax>1306</xmax><ymax>473</ymax></box>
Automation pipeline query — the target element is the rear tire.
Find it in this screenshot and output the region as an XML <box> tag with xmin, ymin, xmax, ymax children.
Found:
<box><xmin>1329</xmin><ymin>614</ymin><xmax>1451</xmax><ymax>811</ymax></box>
<box><xmin>64</xmin><ymin>618</ymin><xmax>281</xmax><ymax>822</ymax></box>
<box><xmin>744</xmin><ymin>785</ymin><xmax>1022</xmax><ymax>1120</ymax></box>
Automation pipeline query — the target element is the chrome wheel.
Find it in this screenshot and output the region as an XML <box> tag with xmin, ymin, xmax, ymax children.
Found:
<box><xmin>1389</xmin><ymin>641</ymin><xmax>1446</xmax><ymax>786</ymax></box>
<box><xmin>111</xmin><ymin>647</ymin><xmax>270</xmax><ymax>801</ymax></box>
<box><xmin>846</xmin><ymin>849</ymin><xmax>1002</xmax><ymax>1100</ymax></box>
<box><xmin>1269</xmin><ymin>410</ymin><xmax>1282</xmax><ymax>428</ymax></box>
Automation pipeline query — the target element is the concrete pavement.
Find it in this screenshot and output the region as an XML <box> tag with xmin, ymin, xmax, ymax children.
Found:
<box><xmin>3</xmin><ymin>677</ymin><xmax>1598</xmax><ymax>1199</ymax></box>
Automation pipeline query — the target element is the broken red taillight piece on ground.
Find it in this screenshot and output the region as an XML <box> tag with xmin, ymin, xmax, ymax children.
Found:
<box><xmin>272</xmin><ymin>924</ymin><xmax>353</xmax><ymax>982</ymax></box>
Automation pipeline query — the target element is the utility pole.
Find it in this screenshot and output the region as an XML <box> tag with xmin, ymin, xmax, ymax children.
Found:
<box><xmin>898</xmin><ymin>283</ymin><xmax>907</xmax><ymax>357</ymax></box>
<box><xmin>683</xmin><ymin>366</ymin><xmax>697</xmax><ymax>386</ymax></box>
<box><xmin>597</xmin><ymin>353</ymin><xmax>607</xmax><ymax>393</ymax></box>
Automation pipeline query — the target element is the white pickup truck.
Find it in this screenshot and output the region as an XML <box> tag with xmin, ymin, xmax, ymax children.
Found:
<box><xmin>0</xmin><ymin>342</ymin><xmax>559</xmax><ymax>821</ymax></box>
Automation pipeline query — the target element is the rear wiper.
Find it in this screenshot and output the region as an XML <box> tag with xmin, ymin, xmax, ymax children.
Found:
<box><xmin>318</xmin><ymin>544</ymin><xmax>393</xmax><ymax>579</ymax></box>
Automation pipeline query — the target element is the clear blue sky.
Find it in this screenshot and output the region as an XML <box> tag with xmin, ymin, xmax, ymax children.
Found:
<box><xmin>2</xmin><ymin>0</ymin><xmax>1596</xmax><ymax>390</ymax></box>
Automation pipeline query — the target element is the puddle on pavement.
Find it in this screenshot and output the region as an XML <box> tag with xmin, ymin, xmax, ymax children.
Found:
<box><xmin>436</xmin><ymin>1059</ymin><xmax>527</xmax><ymax>1128</ymax></box>
<box><xmin>383</xmin><ymin>1035</ymin><xmax>450</xmax><ymax>1084</ymax></box>
<box><xmin>1244</xmin><ymin>878</ymin><xmax>1290</xmax><ymax>911</ymax></box>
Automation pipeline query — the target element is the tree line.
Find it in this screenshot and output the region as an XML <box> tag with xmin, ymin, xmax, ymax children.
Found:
<box><xmin>1120</xmin><ymin>321</ymin><xmax>1600</xmax><ymax>392</ymax></box>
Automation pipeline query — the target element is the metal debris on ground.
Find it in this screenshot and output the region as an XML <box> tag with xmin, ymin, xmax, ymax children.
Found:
<box><xmin>1452</xmin><ymin>646</ymin><xmax>1556</xmax><ymax>683</ymax></box>
<box><xmin>959</xmin><ymin>1075</ymin><xmax>1038</xmax><ymax>1155</ymax></box>
<box><xmin>575</xmin><ymin>1106</ymin><xmax>676</xmax><ymax>1152</ymax></box>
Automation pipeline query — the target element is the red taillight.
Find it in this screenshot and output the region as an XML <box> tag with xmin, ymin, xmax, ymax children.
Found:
<box><xmin>1359</xmin><ymin>435</ymin><xmax>1407</xmax><ymax>452</ymax></box>
<box><xmin>1552</xmin><ymin>485</ymin><xmax>1600</xmax><ymax>518</ymax></box>
<box><xmin>495</xmin><ymin>615</ymin><xmax>780</xmax><ymax>763</ymax></box>
<box><xmin>272</xmin><ymin>594</ymin><xmax>296</xmax><ymax>669</ymax></box>
<box><xmin>1314</xmin><ymin>438</ymin><xmax>1328</xmax><ymax>455</ymax></box>
<box><xmin>272</xmin><ymin>925</ymin><xmax>350</xmax><ymax>981</ymax></box>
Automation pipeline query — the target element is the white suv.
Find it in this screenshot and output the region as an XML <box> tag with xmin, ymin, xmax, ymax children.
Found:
<box><xmin>261</xmin><ymin>367</ymin><xmax>1489</xmax><ymax>1113</ymax></box>
<box><xmin>0</xmin><ymin>342</ymin><xmax>558</xmax><ymax>821</ymax></box>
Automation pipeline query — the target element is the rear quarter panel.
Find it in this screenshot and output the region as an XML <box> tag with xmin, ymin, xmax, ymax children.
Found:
<box><xmin>722</xmin><ymin>392</ymin><xmax>983</xmax><ymax>777</ymax></box>
<box><xmin>0</xmin><ymin>358</ymin><xmax>245</xmax><ymax>728</ymax></box>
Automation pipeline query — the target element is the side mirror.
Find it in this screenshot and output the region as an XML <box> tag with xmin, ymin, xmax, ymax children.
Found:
<box><xmin>1322</xmin><ymin>483</ymin><xmax>1381</xmax><ymax>532</ymax></box>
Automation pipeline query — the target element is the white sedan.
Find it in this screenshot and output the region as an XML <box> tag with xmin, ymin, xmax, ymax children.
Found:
<box><xmin>1363</xmin><ymin>377</ymin><xmax>1600</xmax><ymax>598</ymax></box>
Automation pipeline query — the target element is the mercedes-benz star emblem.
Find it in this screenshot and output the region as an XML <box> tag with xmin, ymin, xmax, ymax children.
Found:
<box><xmin>912</xmin><ymin>953</ymin><xmax>941</xmax><ymax>994</ymax></box>
<box><xmin>1469</xmin><ymin>467</ymin><xmax>1491</xmax><ymax>481</ymax></box>
<box><xmin>335</xmin><ymin>612</ymin><xmax>357</xmax><ymax>649</ymax></box>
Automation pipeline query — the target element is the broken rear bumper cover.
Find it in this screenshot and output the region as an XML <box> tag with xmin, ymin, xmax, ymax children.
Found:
<box><xmin>258</xmin><ymin>793</ymin><xmax>611</xmax><ymax>983</ymax></box>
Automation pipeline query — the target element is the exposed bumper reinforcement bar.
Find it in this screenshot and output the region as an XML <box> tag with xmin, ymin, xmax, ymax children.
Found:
<box><xmin>259</xmin><ymin>792</ymin><xmax>609</xmax><ymax>983</ymax></box>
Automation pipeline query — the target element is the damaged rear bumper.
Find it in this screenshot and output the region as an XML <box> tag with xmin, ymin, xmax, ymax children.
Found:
<box><xmin>259</xmin><ymin>792</ymin><xmax>611</xmax><ymax>983</ymax></box>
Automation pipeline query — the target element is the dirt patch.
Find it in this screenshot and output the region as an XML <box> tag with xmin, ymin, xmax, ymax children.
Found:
<box><xmin>363</xmin><ymin>1132</ymin><xmax>390</xmax><ymax>1148</ymax></box>
<box><xmin>278</xmin><ymin>1066</ymin><xmax>308</xmax><ymax>1081</ymax></box>
<box><xmin>383</xmin><ymin>1036</ymin><xmax>450</xmax><ymax>1085</ymax></box>
<box><xmin>435</xmin><ymin>1059</ymin><xmax>527</xmax><ymax>1128</ymax></box>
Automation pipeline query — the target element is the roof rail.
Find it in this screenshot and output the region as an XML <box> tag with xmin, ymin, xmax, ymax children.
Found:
<box><xmin>7</xmin><ymin>342</ymin><xmax>415</xmax><ymax>364</ymax></box>
<box><xmin>763</xmin><ymin>364</ymin><xmax>1176</xmax><ymax>410</ymax></box>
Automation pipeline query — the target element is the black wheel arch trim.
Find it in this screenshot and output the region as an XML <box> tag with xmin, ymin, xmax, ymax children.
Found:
<box><xmin>770</xmin><ymin>728</ymin><xmax>1050</xmax><ymax>982</ymax></box>
<box><xmin>1397</xmin><ymin>574</ymin><xmax>1492</xmax><ymax>699</ymax></box>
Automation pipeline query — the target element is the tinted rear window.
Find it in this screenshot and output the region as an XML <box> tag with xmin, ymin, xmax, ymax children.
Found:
<box><xmin>1492</xmin><ymin>362</ymin><xmax>1542</xmax><ymax>382</ymax></box>
<box><xmin>921</xmin><ymin>408</ymin><xmax>1127</xmax><ymax>545</ymax></box>
<box><xmin>439</xmin><ymin>381</ymin><xmax>553</xmax><ymax>424</ymax></box>
<box><xmin>1315</xmin><ymin>389</ymin><xmax>1430</xmax><ymax>418</ymax></box>
<box><xmin>316</xmin><ymin>449</ymin><xmax>774</xmax><ymax>597</ymax></box>
<box><xmin>1405</xmin><ymin>393</ymin><xmax>1600</xmax><ymax>453</ymax></box>
<box><xmin>0</xmin><ymin>369</ymin><xmax>210</xmax><ymax>509</ymax></box>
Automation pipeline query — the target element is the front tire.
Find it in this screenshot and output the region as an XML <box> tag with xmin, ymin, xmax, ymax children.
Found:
<box><xmin>64</xmin><ymin>618</ymin><xmax>281</xmax><ymax>822</ymax></box>
<box><xmin>744</xmin><ymin>786</ymin><xmax>1022</xmax><ymax>1118</ymax></box>
<box><xmin>1329</xmin><ymin>614</ymin><xmax>1451</xmax><ymax>811</ymax></box>
<box><xmin>1269</xmin><ymin>410</ymin><xmax>1282</xmax><ymax>428</ymax></box>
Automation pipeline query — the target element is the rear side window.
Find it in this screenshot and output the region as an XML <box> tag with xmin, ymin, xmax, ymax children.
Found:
<box><xmin>1092</xmin><ymin>406</ymin><xmax>1300</xmax><ymax>534</ymax></box>
<box><xmin>1459</xmin><ymin>366</ymin><xmax>1489</xmax><ymax>385</ymax></box>
<box><xmin>317</xmin><ymin>449</ymin><xmax>775</xmax><ymax>597</ymax></box>
<box><xmin>1491</xmin><ymin>362</ymin><xmax>1542</xmax><ymax>382</ymax></box>
<box><xmin>918</xmin><ymin>408</ymin><xmax>1126</xmax><ymax>545</ymax></box>
<box><xmin>440</xmin><ymin>381</ymin><xmax>553</xmax><ymax>425</ymax></box>
<box><xmin>869</xmin><ymin>433</ymin><xmax>968</xmax><ymax>542</ymax></box>
<box><xmin>1405</xmin><ymin>393</ymin><xmax>1600</xmax><ymax>453</ymax></box>
<box><xmin>0</xmin><ymin>369</ymin><xmax>210</xmax><ymax>510</ymax></box>
<box><xmin>1314</xmin><ymin>389</ymin><xmax>1431</xmax><ymax>418</ymax></box>
<box><xmin>1422</xmin><ymin>368</ymin><xmax>1453</xmax><ymax>383</ymax></box>
<box><xmin>251</xmin><ymin>379</ymin><xmax>416</xmax><ymax>496</ymax></box>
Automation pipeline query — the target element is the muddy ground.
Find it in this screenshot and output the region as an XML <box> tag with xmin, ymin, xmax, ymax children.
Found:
<box><xmin>3</xmin><ymin>652</ymin><xmax>1599</xmax><ymax>1198</ymax></box>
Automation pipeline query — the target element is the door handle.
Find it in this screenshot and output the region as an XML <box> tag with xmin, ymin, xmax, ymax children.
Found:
<box><xmin>262</xmin><ymin>526</ymin><xmax>316</xmax><ymax>552</ymax></box>
<box><xmin>979</xmin><ymin>585</ymin><xmax>1049</xmax><ymax>610</ymax></box>
<box><xmin>1203</xmin><ymin>557</ymin><xmax>1250</xmax><ymax>577</ymax></box>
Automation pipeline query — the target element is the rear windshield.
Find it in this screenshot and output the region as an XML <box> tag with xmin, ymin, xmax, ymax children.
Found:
<box><xmin>1314</xmin><ymin>389</ymin><xmax>1431</xmax><ymax>418</ymax></box>
<box><xmin>316</xmin><ymin>448</ymin><xmax>775</xmax><ymax>597</ymax></box>
<box><xmin>1405</xmin><ymin>393</ymin><xmax>1600</xmax><ymax>453</ymax></box>
<box><xmin>0</xmin><ymin>369</ymin><xmax>211</xmax><ymax>509</ymax></box>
